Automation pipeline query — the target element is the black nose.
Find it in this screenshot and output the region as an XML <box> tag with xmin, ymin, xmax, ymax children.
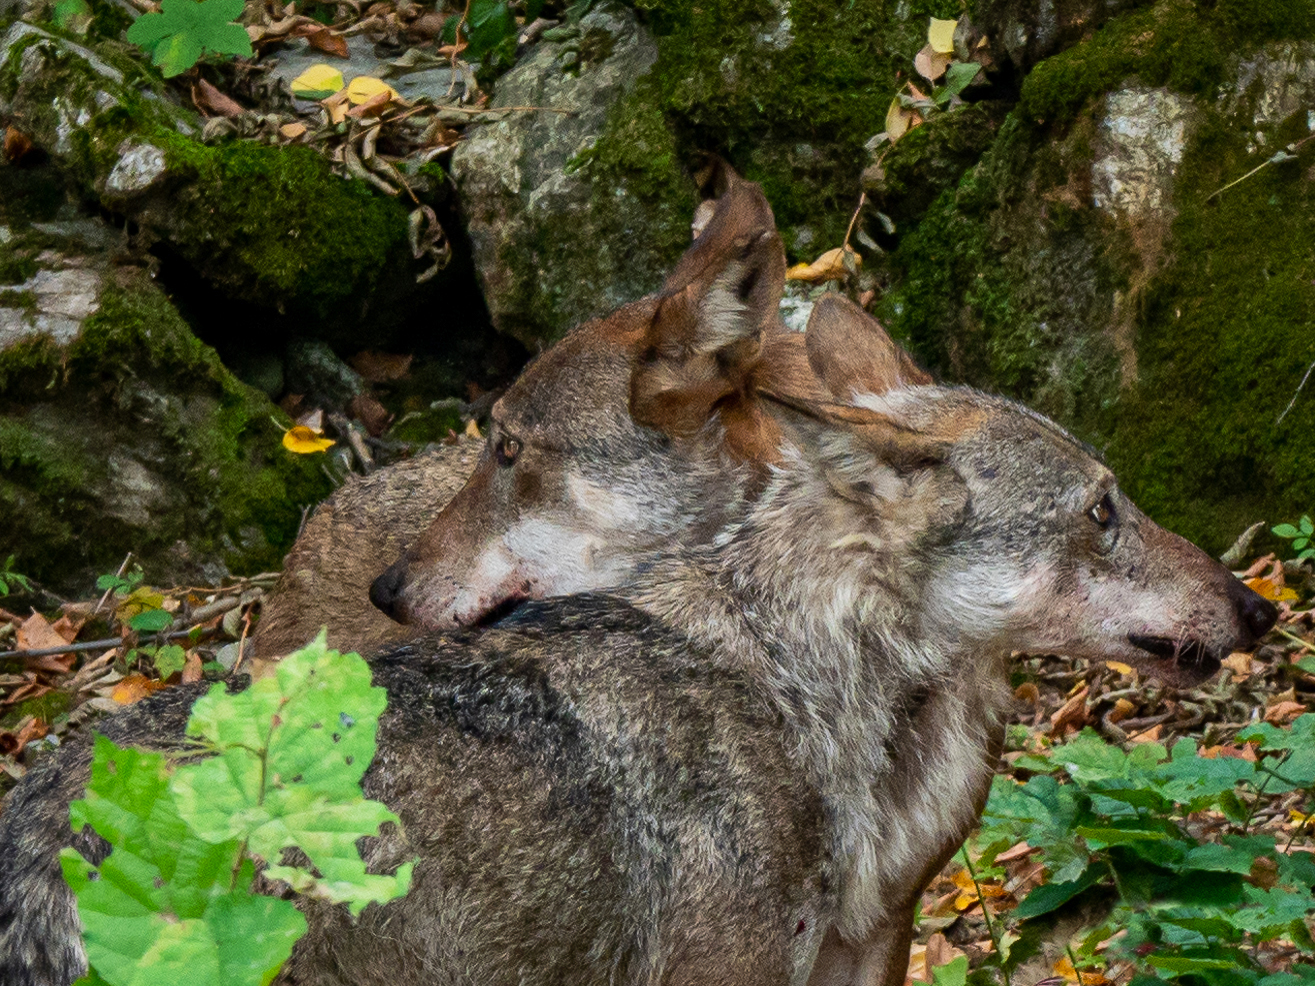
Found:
<box><xmin>1229</xmin><ymin>577</ymin><xmax>1278</xmax><ymax>644</ymax></box>
<box><xmin>370</xmin><ymin>562</ymin><xmax>407</xmax><ymax>623</ymax></box>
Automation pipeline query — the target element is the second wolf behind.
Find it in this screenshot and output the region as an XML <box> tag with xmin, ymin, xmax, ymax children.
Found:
<box><xmin>0</xmin><ymin>292</ymin><xmax>1275</xmax><ymax>985</ymax></box>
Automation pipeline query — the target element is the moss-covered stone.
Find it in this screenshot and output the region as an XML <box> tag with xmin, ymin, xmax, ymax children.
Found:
<box><xmin>622</xmin><ymin>0</ymin><xmax>961</xmax><ymax>254</ymax></box>
<box><xmin>0</xmin><ymin>263</ymin><xmax>332</xmax><ymax>594</ymax></box>
<box><xmin>882</xmin><ymin>0</ymin><xmax>1315</xmax><ymax>552</ymax></box>
<box><xmin>0</xmin><ymin>23</ymin><xmax>414</xmax><ymax>332</ymax></box>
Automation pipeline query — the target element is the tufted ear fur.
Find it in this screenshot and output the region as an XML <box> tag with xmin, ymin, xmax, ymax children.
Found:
<box><xmin>804</xmin><ymin>293</ymin><xmax>932</xmax><ymax>402</ymax></box>
<box><xmin>629</xmin><ymin>174</ymin><xmax>787</xmax><ymax>439</ymax></box>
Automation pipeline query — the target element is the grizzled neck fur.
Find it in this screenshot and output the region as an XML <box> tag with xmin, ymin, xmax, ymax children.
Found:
<box><xmin>631</xmin><ymin>442</ymin><xmax>1014</xmax><ymax>939</ymax></box>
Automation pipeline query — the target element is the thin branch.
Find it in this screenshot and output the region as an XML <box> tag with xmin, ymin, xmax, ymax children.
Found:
<box><xmin>0</xmin><ymin>626</ymin><xmax>222</xmax><ymax>663</ymax></box>
<box><xmin>1276</xmin><ymin>360</ymin><xmax>1315</xmax><ymax>426</ymax></box>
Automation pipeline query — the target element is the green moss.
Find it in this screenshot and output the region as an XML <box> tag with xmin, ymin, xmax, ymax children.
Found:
<box><xmin>150</xmin><ymin>134</ymin><xmax>411</xmax><ymax>319</ymax></box>
<box><xmin>1103</xmin><ymin>113</ymin><xmax>1315</xmax><ymax>552</ymax></box>
<box><xmin>1019</xmin><ymin>0</ymin><xmax>1315</xmax><ymax>124</ymax></box>
<box><xmin>0</xmin><ymin>274</ymin><xmax>331</xmax><ymax>592</ymax></box>
<box><xmin>865</xmin><ymin>102</ymin><xmax>1006</xmax><ymax>227</ymax></box>
<box><xmin>0</xmin><ymin>289</ymin><xmax>37</xmax><ymax>312</ymax></box>
<box><xmin>886</xmin><ymin>0</ymin><xmax>1315</xmax><ymax>552</ymax></box>
<box><xmin>618</xmin><ymin>0</ymin><xmax>960</xmax><ymax>255</ymax></box>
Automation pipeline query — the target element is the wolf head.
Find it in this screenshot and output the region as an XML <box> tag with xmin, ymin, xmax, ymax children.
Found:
<box><xmin>774</xmin><ymin>294</ymin><xmax>1275</xmax><ymax>688</ymax></box>
<box><xmin>370</xmin><ymin>177</ymin><xmax>825</xmax><ymax>628</ymax></box>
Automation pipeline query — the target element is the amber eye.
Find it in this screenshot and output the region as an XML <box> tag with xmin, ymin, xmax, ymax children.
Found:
<box><xmin>495</xmin><ymin>435</ymin><xmax>521</xmax><ymax>467</ymax></box>
<box><xmin>1088</xmin><ymin>494</ymin><xmax>1114</xmax><ymax>528</ymax></box>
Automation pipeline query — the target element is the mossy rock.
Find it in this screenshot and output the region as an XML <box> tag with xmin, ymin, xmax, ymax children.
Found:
<box><xmin>450</xmin><ymin>2</ymin><xmax>690</xmax><ymax>346</ymax></box>
<box><xmin>882</xmin><ymin>0</ymin><xmax>1315</xmax><ymax>552</ymax></box>
<box><xmin>0</xmin><ymin>22</ymin><xmax>415</xmax><ymax>335</ymax></box>
<box><xmin>0</xmin><ymin>235</ymin><xmax>331</xmax><ymax>594</ymax></box>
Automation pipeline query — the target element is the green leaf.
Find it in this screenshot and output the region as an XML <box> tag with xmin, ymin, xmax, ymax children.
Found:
<box><xmin>1014</xmin><ymin>865</ymin><xmax>1103</xmax><ymax>920</ymax></box>
<box><xmin>930</xmin><ymin>955</ymin><xmax>969</xmax><ymax>986</ymax></box>
<box><xmin>129</xmin><ymin>609</ymin><xmax>173</xmax><ymax>633</ymax></box>
<box><xmin>1145</xmin><ymin>953</ymin><xmax>1244</xmax><ymax>972</ymax></box>
<box><xmin>152</xmin><ymin>644</ymin><xmax>188</xmax><ymax>680</ymax></box>
<box><xmin>942</xmin><ymin>60</ymin><xmax>981</xmax><ymax>96</ymax></box>
<box><xmin>171</xmin><ymin>634</ymin><xmax>412</xmax><ymax>913</ymax></box>
<box><xmin>1273</xmin><ymin>524</ymin><xmax>1301</xmax><ymax>538</ymax></box>
<box><xmin>1301</xmin><ymin>515</ymin><xmax>1313</xmax><ymax>535</ymax></box>
<box><xmin>126</xmin><ymin>0</ymin><xmax>253</xmax><ymax>78</ymax></box>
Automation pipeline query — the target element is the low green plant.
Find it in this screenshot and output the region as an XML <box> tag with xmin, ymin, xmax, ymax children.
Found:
<box><xmin>0</xmin><ymin>555</ymin><xmax>33</xmax><ymax>597</ymax></box>
<box><xmin>64</xmin><ymin>634</ymin><xmax>413</xmax><ymax>986</ymax></box>
<box><xmin>1273</xmin><ymin>517</ymin><xmax>1315</xmax><ymax>563</ymax></box>
<box><xmin>975</xmin><ymin>724</ymin><xmax>1315</xmax><ymax>986</ymax></box>
<box><xmin>125</xmin><ymin>0</ymin><xmax>253</xmax><ymax>78</ymax></box>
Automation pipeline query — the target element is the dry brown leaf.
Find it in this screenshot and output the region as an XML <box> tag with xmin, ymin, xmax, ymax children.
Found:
<box><xmin>192</xmin><ymin>78</ymin><xmax>244</xmax><ymax>118</ymax></box>
<box><xmin>1264</xmin><ymin>700</ymin><xmax>1307</xmax><ymax>725</ymax></box>
<box><xmin>347</xmin><ymin>393</ymin><xmax>393</xmax><ymax>437</ymax></box>
<box><xmin>50</xmin><ymin>613</ymin><xmax>83</xmax><ymax>642</ymax></box>
<box><xmin>995</xmin><ymin>841</ymin><xmax>1034</xmax><ymax>863</ymax></box>
<box><xmin>913</xmin><ymin>43</ymin><xmax>951</xmax><ymax>82</ymax></box>
<box><xmin>1013</xmin><ymin>681</ymin><xmax>1040</xmax><ymax>703</ymax></box>
<box><xmin>0</xmin><ymin>716</ymin><xmax>47</xmax><ymax>755</ymax></box>
<box><xmin>1050</xmin><ymin>684</ymin><xmax>1089</xmax><ymax>736</ymax></box>
<box><xmin>322</xmin><ymin>89</ymin><xmax>350</xmax><ymax>125</ymax></box>
<box><xmin>924</xmin><ymin>933</ymin><xmax>965</xmax><ymax>975</ymax></box>
<box><xmin>1221</xmin><ymin>651</ymin><xmax>1253</xmax><ymax>679</ymax></box>
<box><xmin>3</xmin><ymin>126</ymin><xmax>33</xmax><ymax>163</ymax></box>
<box><xmin>346</xmin><ymin>89</ymin><xmax>394</xmax><ymax>118</ymax></box>
<box><xmin>112</xmin><ymin>674</ymin><xmax>172</xmax><ymax>705</ymax></box>
<box><xmin>16</xmin><ymin>613</ymin><xmax>77</xmax><ymax>673</ymax></box>
<box><xmin>182</xmin><ymin>652</ymin><xmax>204</xmax><ymax>684</ymax></box>
<box><xmin>786</xmin><ymin>246</ymin><xmax>861</xmax><ymax>283</ymax></box>
<box><xmin>296</xmin><ymin>24</ymin><xmax>350</xmax><ymax>57</ymax></box>
<box><xmin>1200</xmin><ymin>742</ymin><xmax>1258</xmax><ymax>762</ymax></box>
<box><xmin>1108</xmin><ymin>697</ymin><xmax>1136</xmax><ymax>723</ymax></box>
<box><xmin>280</xmin><ymin>122</ymin><xmax>308</xmax><ymax>139</ymax></box>
<box><xmin>349</xmin><ymin>350</ymin><xmax>414</xmax><ymax>382</ymax></box>
<box><xmin>1130</xmin><ymin>723</ymin><xmax>1163</xmax><ymax>744</ymax></box>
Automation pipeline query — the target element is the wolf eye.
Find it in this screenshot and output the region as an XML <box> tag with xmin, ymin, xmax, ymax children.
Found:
<box><xmin>1088</xmin><ymin>494</ymin><xmax>1115</xmax><ymax>528</ymax></box>
<box><xmin>495</xmin><ymin>436</ymin><xmax>521</xmax><ymax>467</ymax></box>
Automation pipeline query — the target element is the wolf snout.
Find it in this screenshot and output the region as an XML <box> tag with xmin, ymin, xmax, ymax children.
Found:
<box><xmin>1226</xmin><ymin>575</ymin><xmax>1278</xmax><ymax>645</ymax></box>
<box><xmin>370</xmin><ymin>562</ymin><xmax>408</xmax><ymax>623</ymax></box>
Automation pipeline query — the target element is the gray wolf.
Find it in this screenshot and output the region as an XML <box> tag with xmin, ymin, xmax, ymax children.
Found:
<box><xmin>0</xmin><ymin>292</ymin><xmax>1274</xmax><ymax>986</ymax></box>
<box><xmin>254</xmin><ymin>171</ymin><xmax>829</xmax><ymax>657</ymax></box>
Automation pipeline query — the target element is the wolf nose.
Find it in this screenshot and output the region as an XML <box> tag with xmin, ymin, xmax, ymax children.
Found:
<box><xmin>370</xmin><ymin>562</ymin><xmax>407</xmax><ymax>623</ymax></box>
<box><xmin>1228</xmin><ymin>577</ymin><xmax>1278</xmax><ymax>644</ymax></box>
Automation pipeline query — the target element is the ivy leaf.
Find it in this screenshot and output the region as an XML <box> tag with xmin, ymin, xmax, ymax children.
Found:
<box><xmin>172</xmin><ymin>634</ymin><xmax>413</xmax><ymax>913</ymax></box>
<box><xmin>126</xmin><ymin>0</ymin><xmax>253</xmax><ymax>78</ymax></box>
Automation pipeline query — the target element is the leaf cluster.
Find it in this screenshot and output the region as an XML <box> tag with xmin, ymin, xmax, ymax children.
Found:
<box><xmin>976</xmin><ymin>724</ymin><xmax>1315</xmax><ymax>986</ymax></box>
<box><xmin>1272</xmin><ymin>517</ymin><xmax>1315</xmax><ymax>563</ymax></box>
<box><xmin>63</xmin><ymin>635</ymin><xmax>413</xmax><ymax>986</ymax></box>
<box><xmin>0</xmin><ymin>555</ymin><xmax>34</xmax><ymax>597</ymax></box>
<box><xmin>125</xmin><ymin>0</ymin><xmax>253</xmax><ymax>78</ymax></box>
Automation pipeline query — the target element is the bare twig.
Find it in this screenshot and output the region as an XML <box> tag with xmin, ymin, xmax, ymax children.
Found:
<box><xmin>92</xmin><ymin>552</ymin><xmax>133</xmax><ymax>617</ymax></box>
<box><xmin>1276</xmin><ymin>359</ymin><xmax>1315</xmax><ymax>426</ymax></box>
<box><xmin>0</xmin><ymin>626</ymin><xmax>222</xmax><ymax>663</ymax></box>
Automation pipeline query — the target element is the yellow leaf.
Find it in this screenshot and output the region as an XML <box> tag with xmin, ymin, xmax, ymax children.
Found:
<box><xmin>112</xmin><ymin>673</ymin><xmax>171</xmax><ymax>705</ymax></box>
<box><xmin>928</xmin><ymin>17</ymin><xmax>958</xmax><ymax>54</ymax></box>
<box><xmin>1104</xmin><ymin>660</ymin><xmax>1134</xmax><ymax>675</ymax></box>
<box><xmin>464</xmin><ymin>418</ymin><xmax>482</xmax><ymax>440</ymax></box>
<box><xmin>346</xmin><ymin>76</ymin><xmax>400</xmax><ymax>105</ymax></box>
<box><xmin>785</xmin><ymin>246</ymin><xmax>861</xmax><ymax>283</ymax></box>
<box><xmin>280</xmin><ymin>122</ymin><xmax>307</xmax><ymax>139</ymax></box>
<box><xmin>886</xmin><ymin>96</ymin><xmax>911</xmax><ymax>141</ymax></box>
<box><xmin>290</xmin><ymin>64</ymin><xmax>344</xmax><ymax>100</ymax></box>
<box><xmin>282</xmin><ymin>426</ymin><xmax>336</xmax><ymax>454</ymax></box>
<box><xmin>1245</xmin><ymin>572</ymin><xmax>1298</xmax><ymax>601</ymax></box>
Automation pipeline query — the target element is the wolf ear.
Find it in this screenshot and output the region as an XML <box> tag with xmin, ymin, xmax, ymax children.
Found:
<box><xmin>629</xmin><ymin>175</ymin><xmax>786</xmax><ymax>438</ymax></box>
<box><xmin>805</xmin><ymin>293</ymin><xmax>931</xmax><ymax>402</ymax></box>
<box><xmin>764</xmin><ymin>392</ymin><xmax>954</xmax><ymax>473</ymax></box>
